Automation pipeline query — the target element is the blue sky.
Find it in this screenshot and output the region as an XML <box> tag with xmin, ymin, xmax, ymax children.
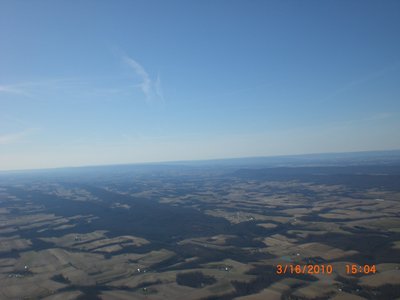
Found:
<box><xmin>1</xmin><ymin>0</ymin><xmax>400</xmax><ymax>170</ymax></box>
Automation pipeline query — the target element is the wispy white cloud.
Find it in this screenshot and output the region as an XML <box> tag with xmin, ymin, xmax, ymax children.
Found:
<box><xmin>123</xmin><ymin>56</ymin><xmax>151</xmax><ymax>97</ymax></box>
<box><xmin>1</xmin><ymin>56</ymin><xmax>165</xmax><ymax>104</ymax></box>
<box><xmin>155</xmin><ymin>73</ymin><xmax>164</xmax><ymax>101</ymax></box>
<box><xmin>321</xmin><ymin>61</ymin><xmax>400</xmax><ymax>103</ymax></box>
<box><xmin>0</xmin><ymin>78</ymin><xmax>87</xmax><ymax>99</ymax></box>
<box><xmin>0</xmin><ymin>84</ymin><xmax>31</xmax><ymax>96</ymax></box>
<box><xmin>123</xmin><ymin>56</ymin><xmax>164</xmax><ymax>103</ymax></box>
<box><xmin>0</xmin><ymin>128</ymin><xmax>38</xmax><ymax>145</ymax></box>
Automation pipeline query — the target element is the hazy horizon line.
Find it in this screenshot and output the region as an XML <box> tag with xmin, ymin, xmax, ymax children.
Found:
<box><xmin>1</xmin><ymin>148</ymin><xmax>400</xmax><ymax>174</ymax></box>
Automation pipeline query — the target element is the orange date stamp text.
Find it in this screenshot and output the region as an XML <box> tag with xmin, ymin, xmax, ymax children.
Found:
<box><xmin>276</xmin><ymin>264</ymin><xmax>334</xmax><ymax>275</ymax></box>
